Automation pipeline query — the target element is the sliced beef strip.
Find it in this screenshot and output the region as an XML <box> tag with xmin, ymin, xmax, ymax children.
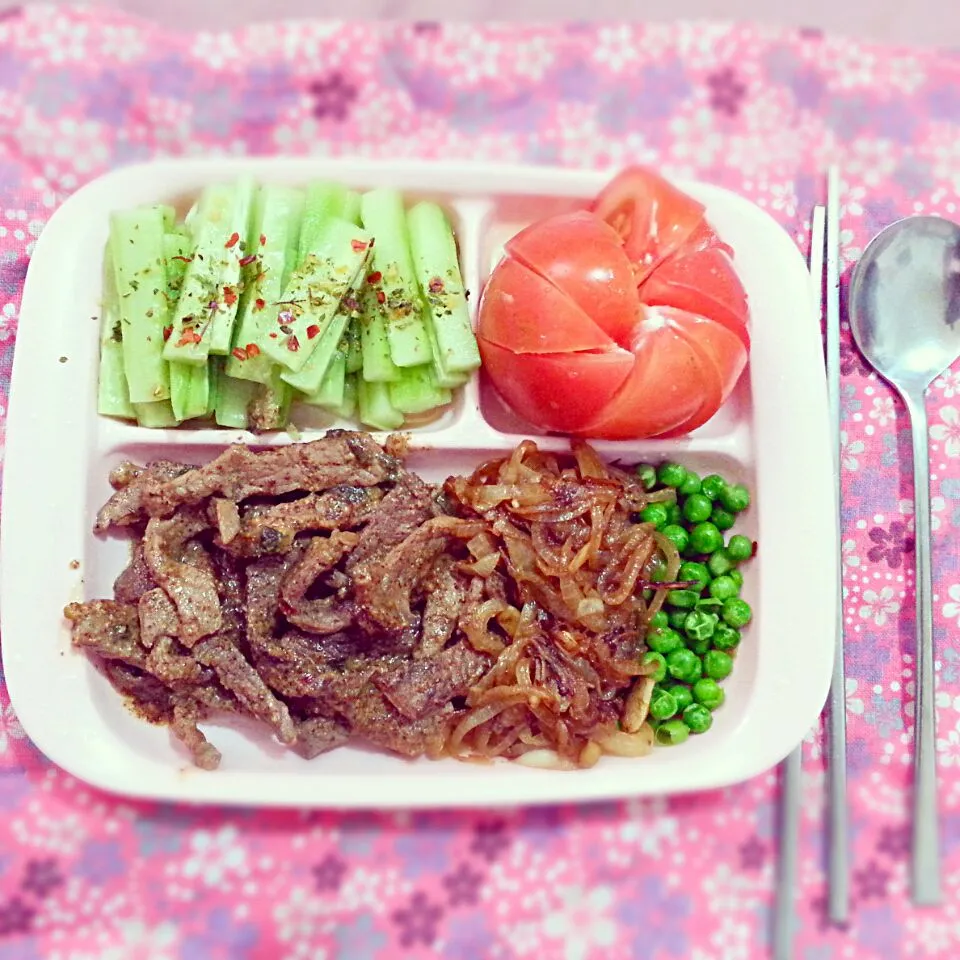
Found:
<box><xmin>352</xmin><ymin>516</ymin><xmax>485</xmax><ymax>633</ymax></box>
<box><xmin>95</xmin><ymin>459</ymin><xmax>193</xmax><ymax>532</ymax></box>
<box><xmin>102</xmin><ymin>661</ymin><xmax>173</xmax><ymax>724</ymax></box>
<box><xmin>291</xmin><ymin>716</ymin><xmax>351</xmax><ymax>759</ymax></box>
<box><xmin>138</xmin><ymin>588</ymin><xmax>179</xmax><ymax>649</ymax></box>
<box><xmin>143</xmin><ymin>508</ymin><xmax>221</xmax><ymax>647</ymax></box>
<box><xmin>64</xmin><ymin>600</ymin><xmax>145</xmax><ymax>668</ymax></box>
<box><xmin>170</xmin><ymin>695</ymin><xmax>221</xmax><ymax>770</ymax></box>
<box><xmin>211</xmin><ymin>498</ymin><xmax>241</xmax><ymax>544</ymax></box>
<box><xmin>194</xmin><ymin>636</ymin><xmax>297</xmax><ymax>745</ymax></box>
<box><xmin>417</xmin><ymin>555</ymin><xmax>464</xmax><ymax>660</ymax></box>
<box><xmin>373</xmin><ymin>643</ymin><xmax>492</xmax><ymax>721</ymax></box>
<box><xmin>139</xmin><ymin>432</ymin><xmax>402</xmax><ymax>519</ymax></box>
<box><xmin>114</xmin><ymin>545</ymin><xmax>157</xmax><ymax>604</ymax></box>
<box><xmin>147</xmin><ymin>635</ymin><xmax>212</xmax><ymax>684</ymax></box>
<box><xmin>244</xmin><ymin>555</ymin><xmax>288</xmax><ymax>653</ymax></box>
<box><xmin>279</xmin><ymin>533</ymin><xmax>357</xmax><ymax>635</ymax></box>
<box><xmin>211</xmin><ymin>549</ymin><xmax>247</xmax><ymax>651</ymax></box>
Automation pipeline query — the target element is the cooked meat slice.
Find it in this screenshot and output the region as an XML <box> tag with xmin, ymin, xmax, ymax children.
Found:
<box><xmin>352</xmin><ymin>516</ymin><xmax>484</xmax><ymax>632</ymax></box>
<box><xmin>64</xmin><ymin>600</ymin><xmax>145</xmax><ymax>668</ymax></box>
<box><xmin>286</xmin><ymin>597</ymin><xmax>353</xmax><ymax>636</ymax></box>
<box><xmin>253</xmin><ymin>631</ymin><xmax>367</xmax><ymax>699</ymax></box>
<box><xmin>171</xmin><ymin>695</ymin><xmax>221</xmax><ymax>770</ymax></box>
<box><xmin>138</xmin><ymin>588</ymin><xmax>179</xmax><ymax>649</ymax></box>
<box><xmin>244</xmin><ymin>556</ymin><xmax>287</xmax><ymax>652</ymax></box>
<box><xmin>291</xmin><ymin>716</ymin><xmax>351</xmax><ymax>759</ymax></box>
<box><xmin>418</xmin><ymin>555</ymin><xmax>464</xmax><ymax>659</ymax></box>
<box><xmin>95</xmin><ymin>459</ymin><xmax>193</xmax><ymax>531</ymax></box>
<box><xmin>211</xmin><ymin>498</ymin><xmax>241</xmax><ymax>544</ymax></box>
<box><xmin>278</xmin><ymin>533</ymin><xmax>358</xmax><ymax>635</ymax></box>
<box><xmin>340</xmin><ymin>685</ymin><xmax>453</xmax><ymax>758</ymax></box>
<box><xmin>139</xmin><ymin>433</ymin><xmax>401</xmax><ymax>518</ymax></box>
<box><xmin>147</xmin><ymin>635</ymin><xmax>212</xmax><ymax>684</ymax></box>
<box><xmin>114</xmin><ymin>546</ymin><xmax>157</xmax><ymax>603</ymax></box>
<box><xmin>102</xmin><ymin>662</ymin><xmax>173</xmax><ymax>723</ymax></box>
<box><xmin>194</xmin><ymin>636</ymin><xmax>297</xmax><ymax>744</ymax></box>
<box><xmin>143</xmin><ymin>509</ymin><xmax>221</xmax><ymax>647</ymax></box>
<box><xmin>374</xmin><ymin>643</ymin><xmax>491</xmax><ymax>721</ymax></box>
<box><xmin>212</xmin><ymin>550</ymin><xmax>246</xmax><ymax>649</ymax></box>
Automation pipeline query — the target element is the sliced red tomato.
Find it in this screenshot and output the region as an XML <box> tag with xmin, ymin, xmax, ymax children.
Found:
<box><xmin>506</xmin><ymin>211</ymin><xmax>639</xmax><ymax>347</ymax></box>
<box><xmin>590</xmin><ymin>166</ymin><xmax>707</xmax><ymax>283</ymax></box>
<box><xmin>478</xmin><ymin>256</ymin><xmax>615</xmax><ymax>354</ymax></box>
<box><xmin>478</xmin><ymin>338</ymin><xmax>633</xmax><ymax>433</ymax></box>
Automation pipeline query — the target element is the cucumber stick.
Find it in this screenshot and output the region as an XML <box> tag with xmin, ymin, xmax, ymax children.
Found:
<box><xmin>214</xmin><ymin>372</ymin><xmax>255</xmax><ymax>429</ymax></box>
<box><xmin>333</xmin><ymin>373</ymin><xmax>358</xmax><ymax>419</ymax></box>
<box><xmin>360</xmin><ymin>189</ymin><xmax>431</xmax><ymax>368</ymax></box>
<box><xmin>281</xmin><ymin>288</ymin><xmax>360</xmax><ymax>394</ymax></box>
<box><xmin>407</xmin><ymin>201</ymin><xmax>480</xmax><ymax>375</ymax></box>
<box><xmin>97</xmin><ymin>242</ymin><xmax>135</xmax><ymax>419</ymax></box>
<box><xmin>358</xmin><ymin>274</ymin><xmax>400</xmax><ymax>383</ymax></box>
<box><xmin>357</xmin><ymin>377</ymin><xmax>404</xmax><ymax>431</ymax></box>
<box><xmin>225</xmin><ymin>184</ymin><xmax>305</xmax><ymax>384</ymax></box>
<box><xmin>134</xmin><ymin>401</ymin><xmax>179</xmax><ymax>428</ymax></box>
<box><xmin>109</xmin><ymin>206</ymin><xmax>171</xmax><ymax>405</ymax></box>
<box><xmin>388</xmin><ymin>363</ymin><xmax>451</xmax><ymax>415</ymax></box>
<box><xmin>305</xmin><ymin>351</ymin><xmax>346</xmax><ymax>408</ymax></box>
<box><xmin>298</xmin><ymin>182</ymin><xmax>349</xmax><ymax>262</ymax></box>
<box><xmin>261</xmin><ymin>219</ymin><xmax>371</xmax><ymax>373</ymax></box>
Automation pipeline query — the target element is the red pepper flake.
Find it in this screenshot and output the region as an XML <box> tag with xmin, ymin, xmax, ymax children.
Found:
<box><xmin>351</xmin><ymin>238</ymin><xmax>368</xmax><ymax>253</ymax></box>
<box><xmin>238</xmin><ymin>253</ymin><xmax>257</xmax><ymax>267</ymax></box>
<box><xmin>254</xmin><ymin>297</ymin><xmax>266</xmax><ymax>311</ymax></box>
<box><xmin>176</xmin><ymin>329</ymin><xmax>202</xmax><ymax>347</ymax></box>
<box><xmin>367</xmin><ymin>271</ymin><xmax>382</xmax><ymax>284</ymax></box>
<box><xmin>246</xmin><ymin>343</ymin><xmax>261</xmax><ymax>358</ymax></box>
<box><xmin>162</xmin><ymin>325</ymin><xmax>173</xmax><ymax>341</ymax></box>
<box><xmin>428</xmin><ymin>276</ymin><xmax>445</xmax><ymax>294</ymax></box>
<box><xmin>225</xmin><ymin>232</ymin><xmax>240</xmax><ymax>249</ymax></box>
<box><xmin>171</xmin><ymin>255</ymin><xmax>193</xmax><ymax>263</ymax></box>
<box><xmin>376</xmin><ymin>290</ymin><xmax>386</xmax><ymax>305</ymax></box>
<box><xmin>287</xmin><ymin>334</ymin><xmax>300</xmax><ymax>352</ymax></box>
<box><xmin>259</xmin><ymin>233</ymin><xmax>267</xmax><ymax>247</ymax></box>
<box><xmin>269</xmin><ymin>332</ymin><xmax>278</xmax><ymax>339</ymax></box>
<box><xmin>306</xmin><ymin>324</ymin><xmax>321</xmax><ymax>340</ymax></box>
<box><xmin>231</xmin><ymin>346</ymin><xmax>248</xmax><ymax>362</ymax></box>
<box><xmin>222</xmin><ymin>286</ymin><xmax>238</xmax><ymax>307</ymax></box>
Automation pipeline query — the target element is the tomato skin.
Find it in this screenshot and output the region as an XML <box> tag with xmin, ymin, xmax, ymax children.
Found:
<box><xmin>478</xmin><ymin>256</ymin><xmax>615</xmax><ymax>354</ymax></box>
<box><xmin>478</xmin><ymin>338</ymin><xmax>634</xmax><ymax>433</ymax></box>
<box><xmin>590</xmin><ymin>166</ymin><xmax>707</xmax><ymax>282</ymax></box>
<box><xmin>506</xmin><ymin>211</ymin><xmax>639</xmax><ymax>347</ymax></box>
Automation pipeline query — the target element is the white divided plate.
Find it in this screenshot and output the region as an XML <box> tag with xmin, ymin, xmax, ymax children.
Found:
<box><xmin>0</xmin><ymin>159</ymin><xmax>837</xmax><ymax>809</ymax></box>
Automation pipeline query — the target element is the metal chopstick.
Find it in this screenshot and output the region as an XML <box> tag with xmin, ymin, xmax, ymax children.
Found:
<box><xmin>825</xmin><ymin>167</ymin><xmax>850</xmax><ymax>925</ymax></box>
<box><xmin>773</xmin><ymin>203</ymin><xmax>827</xmax><ymax>960</ymax></box>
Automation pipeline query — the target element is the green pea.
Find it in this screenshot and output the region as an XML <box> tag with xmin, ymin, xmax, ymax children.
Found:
<box><xmin>700</xmin><ymin>474</ymin><xmax>726</xmax><ymax>500</ymax></box>
<box><xmin>707</xmin><ymin>549</ymin><xmax>735</xmax><ymax>577</ymax></box>
<box><xmin>682</xmin><ymin>493</ymin><xmax>713</xmax><ymax>524</ymax></box>
<box><xmin>660</xmin><ymin>523</ymin><xmax>689</xmax><ymax>554</ymax></box>
<box><xmin>649</xmin><ymin>689</ymin><xmax>678</xmax><ymax>721</ymax></box>
<box><xmin>712</xmin><ymin>623</ymin><xmax>741</xmax><ymax>651</ymax></box>
<box><xmin>657</xmin><ymin>463</ymin><xmax>687</xmax><ymax>488</ymax></box>
<box><xmin>709</xmin><ymin>575</ymin><xmax>739</xmax><ymax>601</ymax></box>
<box><xmin>668</xmin><ymin>609</ymin><xmax>689</xmax><ymax>630</ymax></box>
<box><xmin>655</xmin><ymin>719</ymin><xmax>690</xmax><ymax>746</ymax></box>
<box><xmin>684</xmin><ymin>610</ymin><xmax>718</xmax><ymax>642</ymax></box>
<box><xmin>688</xmin><ymin>635</ymin><xmax>712</xmax><ymax>656</ymax></box>
<box><xmin>727</xmin><ymin>534</ymin><xmax>753</xmax><ymax>562</ymax></box>
<box><xmin>666</xmin><ymin>589</ymin><xmax>700</xmax><ymax>609</ymax></box>
<box><xmin>640</xmin><ymin>503</ymin><xmax>669</xmax><ymax>528</ymax></box>
<box><xmin>648</xmin><ymin>610</ymin><xmax>669</xmax><ymax>630</ymax></box>
<box><xmin>635</xmin><ymin>463</ymin><xmax>657</xmax><ymax>491</ymax></box>
<box><xmin>683</xmin><ymin>703</ymin><xmax>713</xmax><ymax>734</ymax></box>
<box><xmin>722</xmin><ymin>598</ymin><xmax>753</xmax><ymax>628</ymax></box>
<box><xmin>666</xmin><ymin>648</ymin><xmax>703</xmax><ymax>684</ymax></box>
<box><xmin>711</xmin><ymin>507</ymin><xmax>736</xmax><ymax>531</ymax></box>
<box><xmin>689</xmin><ymin>522</ymin><xmax>723</xmax><ymax>555</ymax></box>
<box><xmin>678</xmin><ymin>471</ymin><xmax>702</xmax><ymax>496</ymax></box>
<box><xmin>718</xmin><ymin>483</ymin><xmax>751</xmax><ymax>513</ymax></box>
<box><xmin>666</xmin><ymin>683</ymin><xmax>694</xmax><ymax>712</ymax></box>
<box><xmin>703</xmin><ymin>649</ymin><xmax>733</xmax><ymax>680</ymax></box>
<box><xmin>642</xmin><ymin>651</ymin><xmax>668</xmax><ymax>682</ymax></box>
<box><xmin>665</xmin><ymin>503</ymin><xmax>683</xmax><ymax>526</ymax></box>
<box><xmin>649</xmin><ymin>560</ymin><xmax>670</xmax><ymax>583</ymax></box>
<box><xmin>646</xmin><ymin>627</ymin><xmax>684</xmax><ymax>655</ymax></box>
<box><xmin>693</xmin><ymin>677</ymin><xmax>725</xmax><ymax>710</ymax></box>
<box><xmin>728</xmin><ymin>569</ymin><xmax>744</xmax><ymax>590</ymax></box>
<box><xmin>678</xmin><ymin>561</ymin><xmax>710</xmax><ymax>592</ymax></box>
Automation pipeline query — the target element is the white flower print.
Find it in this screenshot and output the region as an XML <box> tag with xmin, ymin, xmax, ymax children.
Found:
<box><xmin>768</xmin><ymin>182</ymin><xmax>797</xmax><ymax>217</ymax></box>
<box><xmin>189</xmin><ymin>31</ymin><xmax>244</xmax><ymax>71</ymax></box>
<box><xmin>710</xmin><ymin>916</ymin><xmax>754</xmax><ymax>960</ymax></box>
<box><xmin>274</xmin><ymin>886</ymin><xmax>335</xmax><ymax>959</ymax></box>
<box><xmin>841</xmin><ymin>182</ymin><xmax>866</xmax><ymax>218</ymax></box>
<box><xmin>840</xmin><ymin>429</ymin><xmax>865</xmax><ymax>471</ymax></box>
<box><xmin>845</xmin><ymin>677</ymin><xmax>865</xmax><ymax>716</ymax></box>
<box><xmin>898</xmin><ymin>495</ymin><xmax>946</xmax><ymax>533</ymax></box>
<box><xmin>180</xmin><ymin>825</ymin><xmax>248</xmax><ymax>886</ymax></box>
<box><xmin>0</xmin><ymin>301</ymin><xmax>18</xmax><ymax>344</ymax></box>
<box><xmin>541</xmin><ymin>885</ymin><xmax>617</xmax><ymax>960</ymax></box>
<box><xmin>592</xmin><ymin>25</ymin><xmax>639</xmax><ymax>74</ymax></box>
<box><xmin>0</xmin><ymin>699</ymin><xmax>25</xmax><ymax>756</ymax></box>
<box><xmin>11</xmin><ymin>801</ymin><xmax>88</xmax><ymax>856</ymax></box>
<box><xmin>859</xmin><ymin>586</ymin><xmax>900</xmax><ymax>626</ymax></box>
<box><xmin>843</xmin><ymin>140</ymin><xmax>897</xmax><ymax>190</ymax></box>
<box><xmin>944</xmin><ymin>583</ymin><xmax>960</xmax><ymax>628</ymax></box>
<box><xmin>931</xmin><ymin>406</ymin><xmax>960</xmax><ymax>458</ymax></box>
<box><xmin>869</xmin><ymin>395</ymin><xmax>896</xmax><ymax>427</ymax></box>
<box><xmin>935</xmin><ymin>370</ymin><xmax>960</xmax><ymax>399</ymax></box>
<box><xmin>841</xmin><ymin>538</ymin><xmax>862</xmax><ymax>572</ymax></box>
<box><xmin>936</xmin><ymin>717</ymin><xmax>960</xmax><ymax>767</ymax></box>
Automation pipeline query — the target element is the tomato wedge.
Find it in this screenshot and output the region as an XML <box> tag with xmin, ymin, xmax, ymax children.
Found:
<box><xmin>590</xmin><ymin>166</ymin><xmax>707</xmax><ymax>283</ymax></box>
<box><xmin>478</xmin><ymin>338</ymin><xmax>634</xmax><ymax>433</ymax></box>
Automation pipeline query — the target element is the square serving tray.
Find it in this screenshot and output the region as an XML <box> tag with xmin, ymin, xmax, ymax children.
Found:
<box><xmin>0</xmin><ymin>159</ymin><xmax>836</xmax><ymax>808</ymax></box>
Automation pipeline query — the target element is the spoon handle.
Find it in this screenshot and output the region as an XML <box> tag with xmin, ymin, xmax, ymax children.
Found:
<box><xmin>904</xmin><ymin>389</ymin><xmax>941</xmax><ymax>906</ymax></box>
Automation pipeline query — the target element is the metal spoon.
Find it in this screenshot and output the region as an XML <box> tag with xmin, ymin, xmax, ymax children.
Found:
<box><xmin>849</xmin><ymin>214</ymin><xmax>960</xmax><ymax>906</ymax></box>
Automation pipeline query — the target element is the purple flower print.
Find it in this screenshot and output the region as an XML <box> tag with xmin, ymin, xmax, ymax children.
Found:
<box><xmin>854</xmin><ymin>861</ymin><xmax>890</xmax><ymax>900</ymax></box>
<box><xmin>867</xmin><ymin>521</ymin><xmax>914</xmax><ymax>569</ymax></box>
<box><xmin>0</xmin><ymin>897</ymin><xmax>33</xmax><ymax>936</ymax></box>
<box><xmin>412</xmin><ymin>21</ymin><xmax>440</xmax><ymax>35</ymax></box>
<box><xmin>839</xmin><ymin>339</ymin><xmax>870</xmax><ymax>377</ymax></box>
<box><xmin>739</xmin><ymin>835</ymin><xmax>766</xmax><ymax>870</ymax></box>
<box><xmin>470</xmin><ymin>819</ymin><xmax>511</xmax><ymax>861</ymax></box>
<box><xmin>443</xmin><ymin>862</ymin><xmax>484</xmax><ymax>907</ymax></box>
<box><xmin>392</xmin><ymin>891</ymin><xmax>444</xmax><ymax>948</ymax></box>
<box><xmin>706</xmin><ymin>67</ymin><xmax>747</xmax><ymax>117</ymax></box>
<box><xmin>312</xmin><ymin>854</ymin><xmax>347</xmax><ymax>893</ymax></box>
<box><xmin>309</xmin><ymin>72</ymin><xmax>357</xmax><ymax>121</ymax></box>
<box><xmin>20</xmin><ymin>859</ymin><xmax>62</xmax><ymax>899</ymax></box>
<box><xmin>877</xmin><ymin>823</ymin><xmax>911</xmax><ymax>860</ymax></box>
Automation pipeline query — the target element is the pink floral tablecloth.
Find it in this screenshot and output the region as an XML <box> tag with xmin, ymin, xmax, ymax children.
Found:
<box><xmin>2</xmin><ymin>6</ymin><xmax>960</xmax><ymax>958</ymax></box>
